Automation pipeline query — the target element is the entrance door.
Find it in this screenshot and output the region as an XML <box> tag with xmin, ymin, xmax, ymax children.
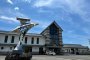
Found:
<box><xmin>39</xmin><ymin>47</ymin><xmax>43</xmax><ymax>54</ymax></box>
<box><xmin>71</xmin><ymin>48</ymin><xmax>75</xmax><ymax>54</ymax></box>
<box><xmin>54</xmin><ymin>48</ymin><xmax>60</xmax><ymax>55</ymax></box>
<box><xmin>23</xmin><ymin>46</ymin><xmax>32</xmax><ymax>53</ymax></box>
<box><xmin>30</xmin><ymin>47</ymin><xmax>32</xmax><ymax>52</ymax></box>
<box><xmin>76</xmin><ymin>48</ymin><xmax>79</xmax><ymax>54</ymax></box>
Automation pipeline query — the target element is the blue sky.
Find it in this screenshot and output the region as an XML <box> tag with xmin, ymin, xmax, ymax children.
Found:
<box><xmin>0</xmin><ymin>0</ymin><xmax>90</xmax><ymax>47</ymax></box>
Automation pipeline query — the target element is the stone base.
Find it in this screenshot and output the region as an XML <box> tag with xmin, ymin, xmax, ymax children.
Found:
<box><xmin>5</xmin><ymin>52</ymin><xmax>32</xmax><ymax>60</ymax></box>
<box><xmin>5</xmin><ymin>56</ymin><xmax>32</xmax><ymax>60</ymax></box>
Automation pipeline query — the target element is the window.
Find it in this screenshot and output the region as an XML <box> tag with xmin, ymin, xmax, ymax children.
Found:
<box><xmin>10</xmin><ymin>47</ymin><xmax>12</xmax><ymax>50</ymax></box>
<box><xmin>37</xmin><ymin>38</ymin><xmax>39</xmax><ymax>44</ymax></box>
<box><xmin>49</xmin><ymin>24</ymin><xmax>59</xmax><ymax>46</ymax></box>
<box><xmin>25</xmin><ymin>37</ymin><xmax>27</xmax><ymax>44</ymax></box>
<box><xmin>4</xmin><ymin>35</ymin><xmax>8</xmax><ymax>43</ymax></box>
<box><xmin>31</xmin><ymin>37</ymin><xmax>34</xmax><ymax>44</ymax></box>
<box><xmin>1</xmin><ymin>47</ymin><xmax>4</xmax><ymax>50</ymax></box>
<box><xmin>11</xmin><ymin>36</ymin><xmax>14</xmax><ymax>43</ymax></box>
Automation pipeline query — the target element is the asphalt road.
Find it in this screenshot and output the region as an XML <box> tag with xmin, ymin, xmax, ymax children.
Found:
<box><xmin>0</xmin><ymin>55</ymin><xmax>90</xmax><ymax>60</ymax></box>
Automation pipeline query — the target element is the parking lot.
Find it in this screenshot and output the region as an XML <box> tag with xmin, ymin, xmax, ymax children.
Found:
<box><xmin>0</xmin><ymin>55</ymin><xmax>90</xmax><ymax>60</ymax></box>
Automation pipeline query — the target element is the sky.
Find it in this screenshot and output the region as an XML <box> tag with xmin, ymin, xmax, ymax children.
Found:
<box><xmin>0</xmin><ymin>0</ymin><xmax>90</xmax><ymax>47</ymax></box>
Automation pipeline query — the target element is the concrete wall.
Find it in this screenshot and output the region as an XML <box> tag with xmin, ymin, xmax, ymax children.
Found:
<box><xmin>32</xmin><ymin>47</ymin><xmax>39</xmax><ymax>52</ymax></box>
<box><xmin>25</xmin><ymin>36</ymin><xmax>45</xmax><ymax>45</ymax></box>
<box><xmin>63</xmin><ymin>47</ymin><xmax>89</xmax><ymax>55</ymax></box>
<box><xmin>0</xmin><ymin>34</ymin><xmax>6</xmax><ymax>43</ymax></box>
<box><xmin>0</xmin><ymin>34</ymin><xmax>45</xmax><ymax>45</ymax></box>
<box><xmin>0</xmin><ymin>34</ymin><xmax>19</xmax><ymax>44</ymax></box>
<box><xmin>0</xmin><ymin>33</ymin><xmax>45</xmax><ymax>55</ymax></box>
<box><xmin>0</xmin><ymin>46</ymin><xmax>14</xmax><ymax>53</ymax></box>
<box><xmin>0</xmin><ymin>45</ymin><xmax>41</xmax><ymax>55</ymax></box>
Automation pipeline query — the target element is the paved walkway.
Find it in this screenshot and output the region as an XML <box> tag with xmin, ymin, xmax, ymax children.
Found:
<box><xmin>0</xmin><ymin>55</ymin><xmax>90</xmax><ymax>60</ymax></box>
<box><xmin>32</xmin><ymin>55</ymin><xmax>90</xmax><ymax>60</ymax></box>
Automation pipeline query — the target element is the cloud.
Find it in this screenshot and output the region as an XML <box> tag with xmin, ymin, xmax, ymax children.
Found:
<box><xmin>33</xmin><ymin>0</ymin><xmax>90</xmax><ymax>22</ymax></box>
<box><xmin>0</xmin><ymin>8</ymin><xmax>28</xmax><ymax>18</ymax></box>
<box><xmin>0</xmin><ymin>7</ymin><xmax>29</xmax><ymax>24</ymax></box>
<box><xmin>14</xmin><ymin>7</ymin><xmax>19</xmax><ymax>11</ymax></box>
<box><xmin>62</xmin><ymin>29</ymin><xmax>90</xmax><ymax>47</ymax></box>
<box><xmin>7</xmin><ymin>0</ymin><xmax>13</xmax><ymax>4</ymax></box>
<box><xmin>13</xmin><ymin>0</ymin><xmax>31</xmax><ymax>3</ymax></box>
<box><xmin>33</xmin><ymin>0</ymin><xmax>66</xmax><ymax>8</ymax></box>
<box><xmin>6</xmin><ymin>0</ymin><xmax>31</xmax><ymax>5</ymax></box>
<box><xmin>22</xmin><ymin>0</ymin><xmax>31</xmax><ymax>3</ymax></box>
<box><xmin>82</xmin><ymin>28</ymin><xmax>90</xmax><ymax>35</ymax></box>
<box><xmin>33</xmin><ymin>0</ymin><xmax>53</xmax><ymax>7</ymax></box>
<box><xmin>0</xmin><ymin>16</ymin><xmax>18</xmax><ymax>23</ymax></box>
<box><xmin>63</xmin><ymin>30</ymin><xmax>90</xmax><ymax>45</ymax></box>
<box><xmin>37</xmin><ymin>8</ymin><xmax>51</xmax><ymax>13</ymax></box>
<box><xmin>31</xmin><ymin>19</ymin><xmax>50</xmax><ymax>29</ymax></box>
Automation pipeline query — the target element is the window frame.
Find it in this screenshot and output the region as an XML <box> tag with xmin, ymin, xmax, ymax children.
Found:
<box><xmin>1</xmin><ymin>47</ymin><xmax>4</xmax><ymax>50</ymax></box>
<box><xmin>31</xmin><ymin>37</ymin><xmax>34</xmax><ymax>44</ymax></box>
<box><xmin>25</xmin><ymin>37</ymin><xmax>27</xmax><ymax>44</ymax></box>
<box><xmin>11</xmin><ymin>36</ymin><xmax>15</xmax><ymax>43</ymax></box>
<box><xmin>37</xmin><ymin>38</ymin><xmax>39</xmax><ymax>44</ymax></box>
<box><xmin>4</xmin><ymin>35</ymin><xmax>8</xmax><ymax>43</ymax></box>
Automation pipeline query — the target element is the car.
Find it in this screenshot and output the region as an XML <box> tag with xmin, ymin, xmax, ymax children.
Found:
<box><xmin>46</xmin><ymin>51</ymin><xmax>56</xmax><ymax>55</ymax></box>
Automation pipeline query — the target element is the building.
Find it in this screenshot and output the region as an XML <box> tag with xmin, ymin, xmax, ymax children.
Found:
<box><xmin>0</xmin><ymin>21</ymin><xmax>63</xmax><ymax>55</ymax></box>
<box><xmin>0</xmin><ymin>21</ymin><xmax>89</xmax><ymax>55</ymax></box>
<box><xmin>0</xmin><ymin>30</ymin><xmax>45</xmax><ymax>54</ymax></box>
<box><xmin>63</xmin><ymin>44</ymin><xmax>89</xmax><ymax>55</ymax></box>
<box><xmin>41</xmin><ymin>21</ymin><xmax>63</xmax><ymax>54</ymax></box>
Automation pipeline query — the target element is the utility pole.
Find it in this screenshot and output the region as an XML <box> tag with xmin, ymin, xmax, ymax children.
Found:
<box><xmin>88</xmin><ymin>39</ymin><xmax>90</xmax><ymax>51</ymax></box>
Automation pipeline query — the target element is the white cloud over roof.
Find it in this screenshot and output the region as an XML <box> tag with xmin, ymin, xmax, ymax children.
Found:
<box><xmin>33</xmin><ymin>0</ymin><xmax>90</xmax><ymax>22</ymax></box>
<box><xmin>0</xmin><ymin>16</ymin><xmax>18</xmax><ymax>22</ymax></box>
<box><xmin>7</xmin><ymin>0</ymin><xmax>13</xmax><ymax>4</ymax></box>
<box><xmin>14</xmin><ymin>7</ymin><xmax>19</xmax><ymax>11</ymax></box>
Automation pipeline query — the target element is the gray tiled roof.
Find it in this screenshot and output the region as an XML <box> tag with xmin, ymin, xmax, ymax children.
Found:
<box><xmin>63</xmin><ymin>44</ymin><xmax>88</xmax><ymax>49</ymax></box>
<box><xmin>0</xmin><ymin>30</ymin><xmax>42</xmax><ymax>36</ymax></box>
<box><xmin>0</xmin><ymin>43</ymin><xmax>43</xmax><ymax>46</ymax></box>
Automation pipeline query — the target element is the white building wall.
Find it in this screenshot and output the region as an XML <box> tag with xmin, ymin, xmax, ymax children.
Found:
<box><xmin>0</xmin><ymin>46</ymin><xmax>14</xmax><ymax>52</ymax></box>
<box><xmin>7</xmin><ymin>34</ymin><xmax>19</xmax><ymax>44</ymax></box>
<box><xmin>0</xmin><ymin>33</ymin><xmax>45</xmax><ymax>45</ymax></box>
<box><xmin>78</xmin><ymin>48</ymin><xmax>88</xmax><ymax>53</ymax></box>
<box><xmin>26</xmin><ymin>36</ymin><xmax>31</xmax><ymax>45</ymax></box>
<box><xmin>14</xmin><ymin>35</ymin><xmax>19</xmax><ymax>44</ymax></box>
<box><xmin>39</xmin><ymin>37</ymin><xmax>45</xmax><ymax>45</ymax></box>
<box><xmin>63</xmin><ymin>47</ymin><xmax>89</xmax><ymax>55</ymax></box>
<box><xmin>23</xmin><ymin>36</ymin><xmax>45</xmax><ymax>45</ymax></box>
<box><xmin>32</xmin><ymin>47</ymin><xmax>39</xmax><ymax>52</ymax></box>
<box><xmin>0</xmin><ymin>32</ymin><xmax>45</xmax><ymax>54</ymax></box>
<box><xmin>0</xmin><ymin>34</ymin><xmax>5</xmax><ymax>43</ymax></box>
<box><xmin>63</xmin><ymin>48</ymin><xmax>71</xmax><ymax>53</ymax></box>
<box><xmin>0</xmin><ymin>34</ymin><xmax>20</xmax><ymax>44</ymax></box>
